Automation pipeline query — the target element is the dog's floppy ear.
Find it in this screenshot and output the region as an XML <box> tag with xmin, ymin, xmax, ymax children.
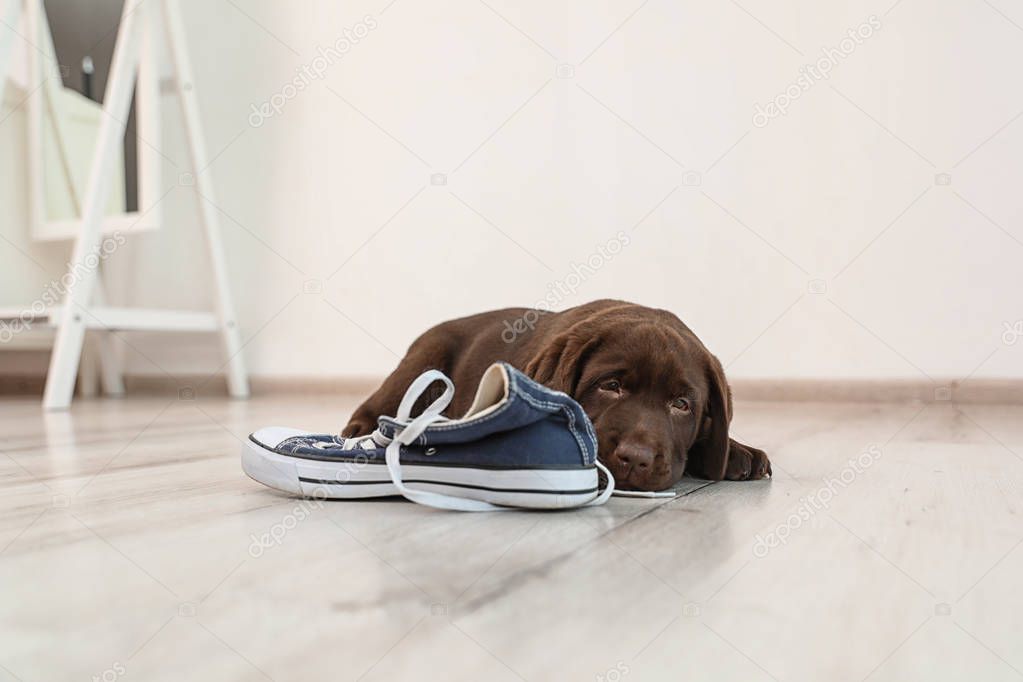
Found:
<box><xmin>524</xmin><ymin>321</ymin><xmax>601</xmax><ymax>395</ymax></box>
<box><xmin>687</xmin><ymin>352</ymin><xmax>733</xmax><ymax>480</ymax></box>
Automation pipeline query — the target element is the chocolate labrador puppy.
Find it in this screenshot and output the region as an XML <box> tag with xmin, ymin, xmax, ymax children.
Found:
<box><xmin>344</xmin><ymin>299</ymin><xmax>770</xmax><ymax>491</ymax></box>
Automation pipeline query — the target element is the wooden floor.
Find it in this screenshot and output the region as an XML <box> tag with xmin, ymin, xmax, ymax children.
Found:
<box><xmin>1</xmin><ymin>394</ymin><xmax>1022</xmax><ymax>682</ymax></box>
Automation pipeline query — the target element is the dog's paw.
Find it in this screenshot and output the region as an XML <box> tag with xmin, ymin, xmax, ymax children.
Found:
<box><xmin>725</xmin><ymin>442</ymin><xmax>772</xmax><ymax>481</ymax></box>
<box><xmin>341</xmin><ymin>419</ymin><xmax>373</xmax><ymax>438</ymax></box>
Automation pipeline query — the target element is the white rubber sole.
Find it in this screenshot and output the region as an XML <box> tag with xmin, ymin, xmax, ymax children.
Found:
<box><xmin>241</xmin><ymin>438</ymin><xmax>601</xmax><ymax>509</ymax></box>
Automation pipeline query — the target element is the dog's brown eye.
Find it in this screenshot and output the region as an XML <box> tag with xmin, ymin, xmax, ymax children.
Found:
<box><xmin>672</xmin><ymin>397</ymin><xmax>691</xmax><ymax>413</ymax></box>
<box><xmin>600</xmin><ymin>379</ymin><xmax>622</xmax><ymax>393</ymax></box>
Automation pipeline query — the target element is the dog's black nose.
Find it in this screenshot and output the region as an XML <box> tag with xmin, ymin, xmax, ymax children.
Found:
<box><xmin>612</xmin><ymin>443</ymin><xmax>658</xmax><ymax>472</ymax></box>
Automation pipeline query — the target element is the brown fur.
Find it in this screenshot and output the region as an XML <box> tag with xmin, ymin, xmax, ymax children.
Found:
<box><xmin>344</xmin><ymin>300</ymin><xmax>770</xmax><ymax>490</ymax></box>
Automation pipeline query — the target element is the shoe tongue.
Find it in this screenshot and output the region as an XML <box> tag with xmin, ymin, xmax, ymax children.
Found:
<box><xmin>462</xmin><ymin>363</ymin><xmax>509</xmax><ymax>418</ymax></box>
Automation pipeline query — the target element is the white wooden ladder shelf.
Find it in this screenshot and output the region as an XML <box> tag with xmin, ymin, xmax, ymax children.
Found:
<box><xmin>0</xmin><ymin>0</ymin><xmax>249</xmax><ymax>410</ymax></box>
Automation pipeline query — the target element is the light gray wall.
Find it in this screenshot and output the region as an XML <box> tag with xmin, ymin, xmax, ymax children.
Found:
<box><xmin>2</xmin><ymin>0</ymin><xmax>1022</xmax><ymax>382</ymax></box>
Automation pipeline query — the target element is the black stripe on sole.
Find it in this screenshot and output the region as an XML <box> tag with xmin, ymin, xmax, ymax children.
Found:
<box><xmin>298</xmin><ymin>477</ymin><xmax>598</xmax><ymax>496</ymax></box>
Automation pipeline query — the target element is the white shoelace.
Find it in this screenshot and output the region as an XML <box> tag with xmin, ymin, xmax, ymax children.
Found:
<box><xmin>356</xmin><ymin>370</ymin><xmax>616</xmax><ymax>512</ymax></box>
<box><xmin>611</xmin><ymin>489</ymin><xmax>677</xmax><ymax>498</ymax></box>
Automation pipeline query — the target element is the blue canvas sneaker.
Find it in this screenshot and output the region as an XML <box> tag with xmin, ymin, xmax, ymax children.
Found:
<box><xmin>241</xmin><ymin>363</ymin><xmax>615</xmax><ymax>511</ymax></box>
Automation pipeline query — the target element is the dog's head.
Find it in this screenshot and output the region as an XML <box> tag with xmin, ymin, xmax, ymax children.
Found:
<box><xmin>525</xmin><ymin>305</ymin><xmax>731</xmax><ymax>490</ymax></box>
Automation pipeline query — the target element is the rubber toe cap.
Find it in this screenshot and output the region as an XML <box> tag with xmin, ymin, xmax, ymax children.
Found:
<box><xmin>250</xmin><ymin>426</ymin><xmax>310</xmax><ymax>449</ymax></box>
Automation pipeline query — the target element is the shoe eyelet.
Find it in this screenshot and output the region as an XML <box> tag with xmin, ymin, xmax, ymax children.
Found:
<box><xmin>424</xmin><ymin>447</ymin><xmax>438</xmax><ymax>456</ymax></box>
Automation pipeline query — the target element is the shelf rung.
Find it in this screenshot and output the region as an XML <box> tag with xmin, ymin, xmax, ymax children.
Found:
<box><xmin>84</xmin><ymin>307</ymin><xmax>220</xmax><ymax>332</ymax></box>
<box><xmin>0</xmin><ymin>306</ymin><xmax>220</xmax><ymax>332</ymax></box>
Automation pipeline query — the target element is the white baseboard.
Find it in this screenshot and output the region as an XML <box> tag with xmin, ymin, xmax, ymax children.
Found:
<box><xmin>728</xmin><ymin>378</ymin><xmax>1023</xmax><ymax>405</ymax></box>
